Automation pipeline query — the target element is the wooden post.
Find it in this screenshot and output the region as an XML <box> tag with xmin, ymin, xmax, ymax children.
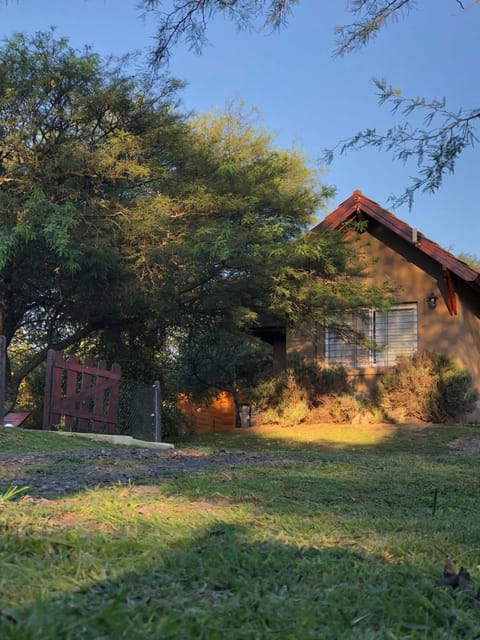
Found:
<box><xmin>153</xmin><ymin>380</ymin><xmax>162</xmax><ymax>442</ymax></box>
<box><xmin>108</xmin><ymin>363</ymin><xmax>121</xmax><ymax>434</ymax></box>
<box><xmin>64</xmin><ymin>354</ymin><xmax>79</xmax><ymax>431</ymax></box>
<box><xmin>42</xmin><ymin>349</ymin><xmax>56</xmax><ymax>429</ymax></box>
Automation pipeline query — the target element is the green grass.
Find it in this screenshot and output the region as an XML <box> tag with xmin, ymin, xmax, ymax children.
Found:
<box><xmin>1</xmin><ymin>424</ymin><xmax>480</xmax><ymax>638</ymax></box>
<box><xmin>175</xmin><ymin>422</ymin><xmax>480</xmax><ymax>455</ymax></box>
<box><xmin>0</xmin><ymin>427</ymin><xmax>116</xmax><ymax>454</ymax></box>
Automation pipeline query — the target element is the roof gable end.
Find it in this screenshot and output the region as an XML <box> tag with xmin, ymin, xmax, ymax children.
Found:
<box><xmin>314</xmin><ymin>190</ymin><xmax>480</xmax><ymax>287</ymax></box>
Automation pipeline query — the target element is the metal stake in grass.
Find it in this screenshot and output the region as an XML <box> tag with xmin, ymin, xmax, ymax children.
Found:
<box><xmin>432</xmin><ymin>488</ymin><xmax>438</xmax><ymax>516</ymax></box>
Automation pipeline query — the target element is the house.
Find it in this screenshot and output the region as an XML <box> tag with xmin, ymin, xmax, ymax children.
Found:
<box><xmin>286</xmin><ymin>190</ymin><xmax>480</xmax><ymax>419</ymax></box>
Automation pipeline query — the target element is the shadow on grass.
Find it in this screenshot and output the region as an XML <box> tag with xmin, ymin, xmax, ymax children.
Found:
<box><xmin>1</xmin><ymin>522</ymin><xmax>478</xmax><ymax>640</ymax></box>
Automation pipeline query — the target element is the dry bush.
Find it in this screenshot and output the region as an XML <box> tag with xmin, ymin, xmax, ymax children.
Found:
<box><xmin>290</xmin><ymin>358</ymin><xmax>350</xmax><ymax>406</ymax></box>
<box><xmin>321</xmin><ymin>394</ymin><xmax>386</xmax><ymax>424</ymax></box>
<box><xmin>253</xmin><ymin>370</ymin><xmax>309</xmax><ymax>424</ymax></box>
<box><xmin>324</xmin><ymin>394</ymin><xmax>361</xmax><ymax>423</ymax></box>
<box><xmin>376</xmin><ymin>351</ymin><xmax>478</xmax><ymax>423</ymax></box>
<box><xmin>252</xmin><ymin>361</ymin><xmax>348</xmax><ymax>407</ymax></box>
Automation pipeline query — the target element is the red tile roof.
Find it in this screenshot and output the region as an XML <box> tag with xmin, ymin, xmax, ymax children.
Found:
<box><xmin>312</xmin><ymin>190</ymin><xmax>480</xmax><ymax>288</ymax></box>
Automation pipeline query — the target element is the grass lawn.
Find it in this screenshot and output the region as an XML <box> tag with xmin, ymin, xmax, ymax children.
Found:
<box><xmin>0</xmin><ymin>427</ymin><xmax>117</xmax><ymax>455</ymax></box>
<box><xmin>1</xmin><ymin>423</ymin><xmax>480</xmax><ymax>638</ymax></box>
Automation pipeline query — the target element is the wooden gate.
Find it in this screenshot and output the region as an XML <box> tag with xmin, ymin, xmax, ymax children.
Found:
<box><xmin>43</xmin><ymin>350</ymin><xmax>121</xmax><ymax>433</ymax></box>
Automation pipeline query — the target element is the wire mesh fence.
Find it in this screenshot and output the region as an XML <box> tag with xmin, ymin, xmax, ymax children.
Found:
<box><xmin>116</xmin><ymin>378</ymin><xmax>162</xmax><ymax>442</ymax></box>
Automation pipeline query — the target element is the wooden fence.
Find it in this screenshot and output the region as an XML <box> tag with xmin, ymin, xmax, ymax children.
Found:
<box><xmin>43</xmin><ymin>350</ymin><xmax>121</xmax><ymax>433</ymax></box>
<box><xmin>178</xmin><ymin>392</ymin><xmax>237</xmax><ymax>433</ymax></box>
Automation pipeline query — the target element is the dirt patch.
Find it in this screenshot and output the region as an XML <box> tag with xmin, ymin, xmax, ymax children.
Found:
<box><xmin>448</xmin><ymin>437</ymin><xmax>480</xmax><ymax>455</ymax></box>
<box><xmin>0</xmin><ymin>447</ymin><xmax>303</xmax><ymax>498</ymax></box>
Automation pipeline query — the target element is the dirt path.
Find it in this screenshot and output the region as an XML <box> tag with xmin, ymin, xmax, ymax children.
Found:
<box><xmin>0</xmin><ymin>448</ymin><xmax>303</xmax><ymax>498</ymax></box>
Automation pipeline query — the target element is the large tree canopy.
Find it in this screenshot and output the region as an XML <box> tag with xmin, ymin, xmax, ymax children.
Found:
<box><xmin>0</xmin><ymin>32</ymin><xmax>389</xmax><ymax>410</ymax></box>
<box><xmin>123</xmin><ymin>103</ymin><xmax>391</xmax><ymax>329</ymax></box>
<box><xmin>0</xmin><ymin>31</ymin><xmax>186</xmax><ymax>405</ymax></box>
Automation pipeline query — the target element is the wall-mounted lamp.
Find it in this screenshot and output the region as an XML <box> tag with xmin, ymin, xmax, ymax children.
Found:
<box><xmin>427</xmin><ymin>292</ymin><xmax>438</xmax><ymax>309</ymax></box>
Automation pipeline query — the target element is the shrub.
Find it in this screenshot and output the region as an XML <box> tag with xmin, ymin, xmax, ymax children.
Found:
<box><xmin>250</xmin><ymin>359</ymin><xmax>350</xmax><ymax>424</ymax></box>
<box><xmin>250</xmin><ymin>370</ymin><xmax>297</xmax><ymax>412</ymax></box>
<box><xmin>433</xmin><ymin>361</ymin><xmax>479</xmax><ymax>422</ymax></box>
<box><xmin>251</xmin><ymin>369</ymin><xmax>306</xmax><ymax>423</ymax></box>
<box><xmin>322</xmin><ymin>393</ymin><xmax>386</xmax><ymax>424</ymax></box>
<box><xmin>376</xmin><ymin>351</ymin><xmax>478</xmax><ymax>423</ymax></box>
<box><xmin>325</xmin><ymin>394</ymin><xmax>362</xmax><ymax>423</ymax></box>
<box><xmin>290</xmin><ymin>358</ymin><xmax>350</xmax><ymax>406</ymax></box>
<box><xmin>280</xmin><ymin>400</ymin><xmax>310</xmax><ymax>425</ymax></box>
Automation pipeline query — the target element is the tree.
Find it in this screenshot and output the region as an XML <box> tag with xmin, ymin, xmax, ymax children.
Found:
<box><xmin>2</xmin><ymin>2</ymin><xmax>476</xmax><ymax>202</ymax></box>
<box><xmin>119</xmin><ymin>103</ymin><xmax>392</xmax><ymax>409</ymax></box>
<box><xmin>138</xmin><ymin>0</ymin><xmax>478</xmax><ymax>206</ymax></box>
<box><xmin>327</xmin><ymin>0</ymin><xmax>479</xmax><ymax>206</ymax></box>
<box><xmin>123</xmin><ymin>102</ymin><xmax>391</xmax><ymax>329</ymax></box>
<box><xmin>140</xmin><ymin>0</ymin><xmax>300</xmax><ymax>62</ymax></box>
<box><xmin>0</xmin><ymin>31</ymin><xmax>187</xmax><ymax>407</ymax></box>
<box><xmin>457</xmin><ymin>252</ymin><xmax>480</xmax><ymax>272</ymax></box>
<box><xmin>1</xmin><ymin>32</ymin><xmax>390</xmax><ymax>413</ymax></box>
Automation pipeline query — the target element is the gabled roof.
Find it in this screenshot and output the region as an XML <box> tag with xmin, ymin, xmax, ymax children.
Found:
<box><xmin>312</xmin><ymin>190</ymin><xmax>480</xmax><ymax>289</ymax></box>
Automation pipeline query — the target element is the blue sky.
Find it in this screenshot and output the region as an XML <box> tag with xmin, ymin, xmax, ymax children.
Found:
<box><xmin>1</xmin><ymin>0</ymin><xmax>479</xmax><ymax>257</ymax></box>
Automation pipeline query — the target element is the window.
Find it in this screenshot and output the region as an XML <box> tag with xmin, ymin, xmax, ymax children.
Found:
<box><xmin>325</xmin><ymin>303</ymin><xmax>418</xmax><ymax>368</ymax></box>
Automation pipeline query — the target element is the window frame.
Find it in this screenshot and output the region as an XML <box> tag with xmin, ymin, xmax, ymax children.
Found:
<box><xmin>325</xmin><ymin>303</ymin><xmax>418</xmax><ymax>369</ymax></box>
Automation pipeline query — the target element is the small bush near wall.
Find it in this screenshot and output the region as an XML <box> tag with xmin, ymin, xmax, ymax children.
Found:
<box><xmin>321</xmin><ymin>393</ymin><xmax>385</xmax><ymax>424</ymax></box>
<box><xmin>376</xmin><ymin>351</ymin><xmax>478</xmax><ymax>423</ymax></box>
<box><xmin>291</xmin><ymin>358</ymin><xmax>350</xmax><ymax>401</ymax></box>
<box><xmin>250</xmin><ymin>361</ymin><xmax>350</xmax><ymax>424</ymax></box>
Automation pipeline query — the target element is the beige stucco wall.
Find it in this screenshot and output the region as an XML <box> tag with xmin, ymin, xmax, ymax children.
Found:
<box><xmin>287</xmin><ymin>223</ymin><xmax>480</xmax><ymax>420</ymax></box>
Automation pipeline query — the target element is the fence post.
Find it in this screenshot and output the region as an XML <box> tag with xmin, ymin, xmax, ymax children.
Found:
<box><xmin>0</xmin><ymin>336</ymin><xmax>5</xmax><ymax>423</ymax></box>
<box><xmin>42</xmin><ymin>349</ymin><xmax>56</xmax><ymax>430</ymax></box>
<box><xmin>153</xmin><ymin>380</ymin><xmax>162</xmax><ymax>442</ymax></box>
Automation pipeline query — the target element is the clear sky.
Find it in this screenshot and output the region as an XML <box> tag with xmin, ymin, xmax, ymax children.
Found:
<box><xmin>1</xmin><ymin>0</ymin><xmax>479</xmax><ymax>257</ymax></box>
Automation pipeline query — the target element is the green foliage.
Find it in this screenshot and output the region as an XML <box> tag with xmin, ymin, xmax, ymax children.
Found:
<box><xmin>252</xmin><ymin>351</ymin><xmax>478</xmax><ymax>427</ymax></box>
<box><xmin>138</xmin><ymin>0</ymin><xmax>479</xmax><ymax>202</ymax></box>
<box><xmin>123</xmin><ymin>101</ymin><xmax>387</xmax><ymax>408</ymax></box>
<box><xmin>141</xmin><ymin>0</ymin><xmax>300</xmax><ymax>63</ymax></box>
<box><xmin>325</xmin><ymin>78</ymin><xmax>480</xmax><ymax>208</ymax></box>
<box><xmin>0</xmin><ymin>30</ymin><xmax>185</xmax><ymax>408</ymax></box>
<box><xmin>377</xmin><ymin>351</ymin><xmax>479</xmax><ymax>423</ymax></box>
<box><xmin>334</xmin><ymin>0</ymin><xmax>417</xmax><ymax>57</ymax></box>
<box><xmin>0</xmin><ymin>484</ymin><xmax>28</xmax><ymax>503</ymax></box>
<box><xmin>290</xmin><ymin>357</ymin><xmax>350</xmax><ymax>401</ymax></box>
<box><xmin>251</xmin><ymin>359</ymin><xmax>350</xmax><ymax>423</ymax></box>
<box><xmin>174</xmin><ymin>326</ymin><xmax>272</xmax><ymax>397</ymax></box>
<box><xmin>319</xmin><ymin>392</ymin><xmax>386</xmax><ymax>424</ymax></box>
<box><xmin>322</xmin><ymin>393</ymin><xmax>362</xmax><ymax>424</ymax></box>
<box><xmin>171</xmin><ymin>324</ymin><xmax>273</xmax><ymax>426</ymax></box>
<box><xmin>457</xmin><ymin>252</ymin><xmax>480</xmax><ymax>273</ymax></box>
<box><xmin>0</xmin><ymin>32</ymin><xmax>392</xmax><ymax>418</ymax></box>
<box><xmin>124</xmin><ymin>101</ymin><xmax>335</xmax><ymax>332</ymax></box>
<box><xmin>323</xmin><ymin>1</ymin><xmax>480</xmax><ymax>206</ymax></box>
<box><xmin>252</xmin><ymin>369</ymin><xmax>307</xmax><ymax>423</ymax></box>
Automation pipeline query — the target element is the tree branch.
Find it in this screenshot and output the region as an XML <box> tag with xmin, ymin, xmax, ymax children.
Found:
<box><xmin>335</xmin><ymin>0</ymin><xmax>415</xmax><ymax>57</ymax></box>
<box><xmin>322</xmin><ymin>79</ymin><xmax>480</xmax><ymax>208</ymax></box>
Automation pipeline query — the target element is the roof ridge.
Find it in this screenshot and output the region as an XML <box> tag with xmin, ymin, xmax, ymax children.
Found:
<box><xmin>315</xmin><ymin>191</ymin><xmax>480</xmax><ymax>286</ymax></box>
